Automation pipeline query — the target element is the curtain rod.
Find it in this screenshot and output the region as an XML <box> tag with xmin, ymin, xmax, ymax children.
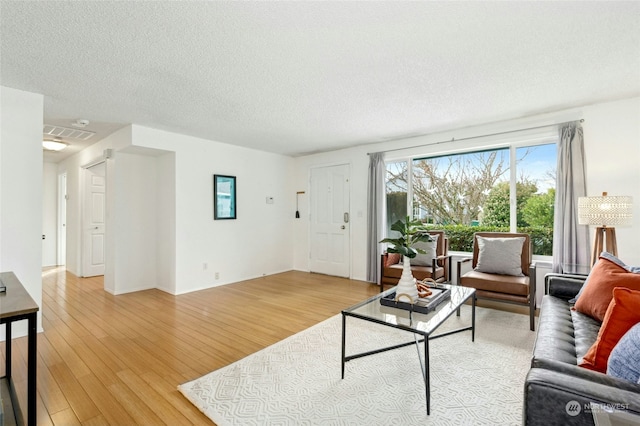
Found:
<box><xmin>368</xmin><ymin>119</ymin><xmax>584</xmax><ymax>155</ymax></box>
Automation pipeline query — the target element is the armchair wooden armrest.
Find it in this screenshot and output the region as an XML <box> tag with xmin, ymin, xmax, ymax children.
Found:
<box><xmin>529</xmin><ymin>262</ymin><xmax>537</xmax><ymax>302</ymax></box>
<box><xmin>434</xmin><ymin>254</ymin><xmax>453</xmax><ymax>282</ymax></box>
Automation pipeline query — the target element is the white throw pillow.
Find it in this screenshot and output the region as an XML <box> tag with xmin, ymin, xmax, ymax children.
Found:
<box><xmin>474</xmin><ymin>236</ymin><xmax>525</xmax><ymax>276</ymax></box>
<box><xmin>412</xmin><ymin>234</ymin><xmax>439</xmax><ymax>266</ymax></box>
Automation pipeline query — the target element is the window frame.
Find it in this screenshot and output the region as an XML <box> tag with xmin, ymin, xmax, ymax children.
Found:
<box><xmin>384</xmin><ymin>135</ymin><xmax>557</xmax><ymax>261</ymax></box>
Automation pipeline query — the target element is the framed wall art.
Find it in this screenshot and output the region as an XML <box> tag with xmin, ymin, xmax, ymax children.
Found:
<box><xmin>214</xmin><ymin>174</ymin><xmax>236</xmax><ymax>220</ymax></box>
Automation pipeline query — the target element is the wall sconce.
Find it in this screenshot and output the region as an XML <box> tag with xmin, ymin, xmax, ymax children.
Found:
<box><xmin>578</xmin><ymin>192</ymin><xmax>633</xmax><ymax>266</ymax></box>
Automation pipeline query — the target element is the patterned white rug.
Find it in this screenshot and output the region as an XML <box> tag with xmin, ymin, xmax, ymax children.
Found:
<box><xmin>179</xmin><ymin>305</ymin><xmax>535</xmax><ymax>425</ymax></box>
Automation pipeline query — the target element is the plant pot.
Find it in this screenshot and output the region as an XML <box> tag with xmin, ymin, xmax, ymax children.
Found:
<box><xmin>395</xmin><ymin>255</ymin><xmax>419</xmax><ymax>303</ymax></box>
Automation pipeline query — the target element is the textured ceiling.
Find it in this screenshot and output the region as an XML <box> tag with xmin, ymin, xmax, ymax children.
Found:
<box><xmin>1</xmin><ymin>1</ymin><xmax>639</xmax><ymax>160</ymax></box>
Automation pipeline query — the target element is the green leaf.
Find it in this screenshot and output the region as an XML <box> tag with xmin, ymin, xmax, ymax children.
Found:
<box><xmin>386</xmin><ymin>245</ymin><xmax>413</xmax><ymax>257</ymax></box>
<box><xmin>390</xmin><ymin>219</ymin><xmax>407</xmax><ymax>235</ymax></box>
<box><xmin>379</xmin><ymin>238</ymin><xmax>403</xmax><ymax>246</ymax></box>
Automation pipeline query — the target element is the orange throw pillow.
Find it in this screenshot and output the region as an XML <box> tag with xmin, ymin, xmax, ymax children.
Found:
<box><xmin>580</xmin><ymin>287</ymin><xmax>640</xmax><ymax>373</ymax></box>
<box><xmin>574</xmin><ymin>256</ymin><xmax>640</xmax><ymax>321</ymax></box>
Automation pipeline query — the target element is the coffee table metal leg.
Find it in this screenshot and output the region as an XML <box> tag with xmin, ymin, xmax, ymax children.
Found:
<box><xmin>425</xmin><ymin>337</ymin><xmax>430</xmax><ymax>415</ymax></box>
<box><xmin>413</xmin><ymin>333</ymin><xmax>430</xmax><ymax>415</ymax></box>
<box><xmin>472</xmin><ymin>294</ymin><xmax>476</xmax><ymax>342</ymax></box>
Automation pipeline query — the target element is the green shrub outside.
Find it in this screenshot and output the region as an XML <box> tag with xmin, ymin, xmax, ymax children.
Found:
<box><xmin>422</xmin><ymin>224</ymin><xmax>553</xmax><ymax>256</ymax></box>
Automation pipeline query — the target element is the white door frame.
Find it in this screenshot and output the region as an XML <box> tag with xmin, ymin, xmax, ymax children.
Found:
<box><xmin>308</xmin><ymin>162</ymin><xmax>351</xmax><ymax>278</ymax></box>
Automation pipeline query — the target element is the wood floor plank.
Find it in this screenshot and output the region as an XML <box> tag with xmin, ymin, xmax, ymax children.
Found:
<box><xmin>50</xmin><ymin>408</ymin><xmax>82</xmax><ymax>426</ymax></box>
<box><xmin>76</xmin><ymin>374</ymin><xmax>137</xmax><ymax>425</ymax></box>
<box><xmin>117</xmin><ymin>369</ymin><xmax>192</xmax><ymax>426</ymax></box>
<box><xmin>37</xmin><ymin>358</ymin><xmax>70</xmax><ymax>416</ymax></box>
<box><xmin>38</xmin><ymin>333</ymin><xmax>64</xmax><ymax>367</ymax></box>
<box><xmin>106</xmin><ymin>381</ymin><xmax>165</xmax><ymax>425</ymax></box>
<box><xmin>36</xmin><ymin>393</ymin><xmax>55</xmax><ymax>426</ymax></box>
<box><xmin>54</xmin><ymin>323</ymin><xmax>125</xmax><ymax>389</ymax></box>
<box><xmin>80</xmin><ymin>414</ymin><xmax>109</xmax><ymax>426</ymax></box>
<box><xmin>44</xmin><ymin>327</ymin><xmax>93</xmax><ymax>380</ymax></box>
<box><xmin>9</xmin><ymin>267</ymin><xmax>380</xmax><ymax>424</ymax></box>
<box><xmin>80</xmin><ymin>334</ymin><xmax>128</xmax><ymax>375</ymax></box>
<box><xmin>140</xmin><ymin>371</ymin><xmax>213</xmax><ymax>425</ymax></box>
<box><xmin>48</xmin><ymin>363</ymin><xmax>101</xmax><ymax>422</ymax></box>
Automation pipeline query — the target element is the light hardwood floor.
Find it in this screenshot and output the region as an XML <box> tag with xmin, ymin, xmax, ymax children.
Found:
<box><xmin>2</xmin><ymin>267</ymin><xmax>380</xmax><ymax>425</ymax></box>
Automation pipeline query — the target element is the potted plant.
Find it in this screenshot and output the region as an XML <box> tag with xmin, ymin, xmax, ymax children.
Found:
<box><xmin>380</xmin><ymin>216</ymin><xmax>434</xmax><ymax>303</ymax></box>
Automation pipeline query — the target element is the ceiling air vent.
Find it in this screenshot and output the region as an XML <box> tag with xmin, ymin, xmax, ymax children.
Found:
<box><xmin>43</xmin><ymin>124</ymin><xmax>95</xmax><ymax>141</ymax></box>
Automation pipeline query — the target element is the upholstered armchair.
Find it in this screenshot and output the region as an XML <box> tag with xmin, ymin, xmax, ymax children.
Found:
<box><xmin>457</xmin><ymin>232</ymin><xmax>536</xmax><ymax>331</ymax></box>
<box><xmin>379</xmin><ymin>230</ymin><xmax>451</xmax><ymax>292</ymax></box>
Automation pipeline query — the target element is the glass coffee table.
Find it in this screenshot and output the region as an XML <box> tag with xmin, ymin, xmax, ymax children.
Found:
<box><xmin>341</xmin><ymin>283</ymin><xmax>476</xmax><ymax>415</ymax></box>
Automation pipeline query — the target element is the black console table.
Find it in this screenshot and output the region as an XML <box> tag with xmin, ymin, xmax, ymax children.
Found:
<box><xmin>0</xmin><ymin>271</ymin><xmax>39</xmax><ymax>426</ymax></box>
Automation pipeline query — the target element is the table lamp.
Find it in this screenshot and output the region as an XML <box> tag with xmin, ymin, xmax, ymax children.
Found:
<box><xmin>578</xmin><ymin>192</ymin><xmax>633</xmax><ymax>266</ymax></box>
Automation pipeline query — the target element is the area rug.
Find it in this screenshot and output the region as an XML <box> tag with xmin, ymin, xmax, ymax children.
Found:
<box><xmin>178</xmin><ymin>305</ymin><xmax>535</xmax><ymax>425</ymax></box>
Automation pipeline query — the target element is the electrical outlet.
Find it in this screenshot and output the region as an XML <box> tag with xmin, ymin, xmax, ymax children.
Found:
<box><xmin>203</xmin><ymin>262</ymin><xmax>208</xmax><ymax>270</ymax></box>
<box><xmin>215</xmin><ymin>272</ymin><xmax>220</xmax><ymax>280</ymax></box>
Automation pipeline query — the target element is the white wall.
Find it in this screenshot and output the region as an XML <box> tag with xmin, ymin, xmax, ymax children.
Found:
<box><xmin>42</xmin><ymin>162</ymin><xmax>58</xmax><ymax>266</ymax></box>
<box><xmin>156</xmin><ymin>152</ymin><xmax>176</xmax><ymax>294</ymax></box>
<box><xmin>131</xmin><ymin>125</ymin><xmax>295</xmax><ymax>294</ymax></box>
<box><xmin>293</xmin><ymin>96</ymin><xmax>640</xmax><ymax>285</ymax></box>
<box><xmin>0</xmin><ymin>86</ymin><xmax>44</xmax><ymax>338</ymax></box>
<box><xmin>110</xmin><ymin>151</ymin><xmax>161</xmax><ymax>294</ymax></box>
<box><xmin>581</xmin><ymin>97</ymin><xmax>640</xmax><ymax>266</ymax></box>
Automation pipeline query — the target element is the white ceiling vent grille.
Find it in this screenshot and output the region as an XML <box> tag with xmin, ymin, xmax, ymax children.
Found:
<box><xmin>43</xmin><ymin>124</ymin><xmax>96</xmax><ymax>141</ymax></box>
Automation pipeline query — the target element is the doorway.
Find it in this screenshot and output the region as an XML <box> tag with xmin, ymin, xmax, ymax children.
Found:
<box><xmin>309</xmin><ymin>164</ymin><xmax>350</xmax><ymax>278</ymax></box>
<box><xmin>82</xmin><ymin>162</ymin><xmax>106</xmax><ymax>277</ymax></box>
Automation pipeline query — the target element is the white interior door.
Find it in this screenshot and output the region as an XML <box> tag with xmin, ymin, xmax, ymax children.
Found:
<box><xmin>310</xmin><ymin>164</ymin><xmax>350</xmax><ymax>277</ymax></box>
<box><xmin>57</xmin><ymin>172</ymin><xmax>67</xmax><ymax>266</ymax></box>
<box><xmin>82</xmin><ymin>162</ymin><xmax>106</xmax><ymax>277</ymax></box>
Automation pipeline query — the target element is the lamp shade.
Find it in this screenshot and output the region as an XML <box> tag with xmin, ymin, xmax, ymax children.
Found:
<box><xmin>578</xmin><ymin>194</ymin><xmax>633</xmax><ymax>226</ymax></box>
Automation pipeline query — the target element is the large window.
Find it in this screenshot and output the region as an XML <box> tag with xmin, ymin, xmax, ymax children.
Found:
<box><xmin>385</xmin><ymin>142</ymin><xmax>557</xmax><ymax>256</ymax></box>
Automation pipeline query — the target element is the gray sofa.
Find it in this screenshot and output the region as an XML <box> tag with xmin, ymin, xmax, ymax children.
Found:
<box><xmin>523</xmin><ymin>273</ymin><xmax>640</xmax><ymax>425</ymax></box>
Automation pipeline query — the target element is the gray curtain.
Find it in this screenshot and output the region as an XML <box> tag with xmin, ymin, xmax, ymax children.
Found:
<box><xmin>552</xmin><ymin>122</ymin><xmax>590</xmax><ymax>273</ymax></box>
<box><xmin>366</xmin><ymin>152</ymin><xmax>385</xmax><ymax>283</ymax></box>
